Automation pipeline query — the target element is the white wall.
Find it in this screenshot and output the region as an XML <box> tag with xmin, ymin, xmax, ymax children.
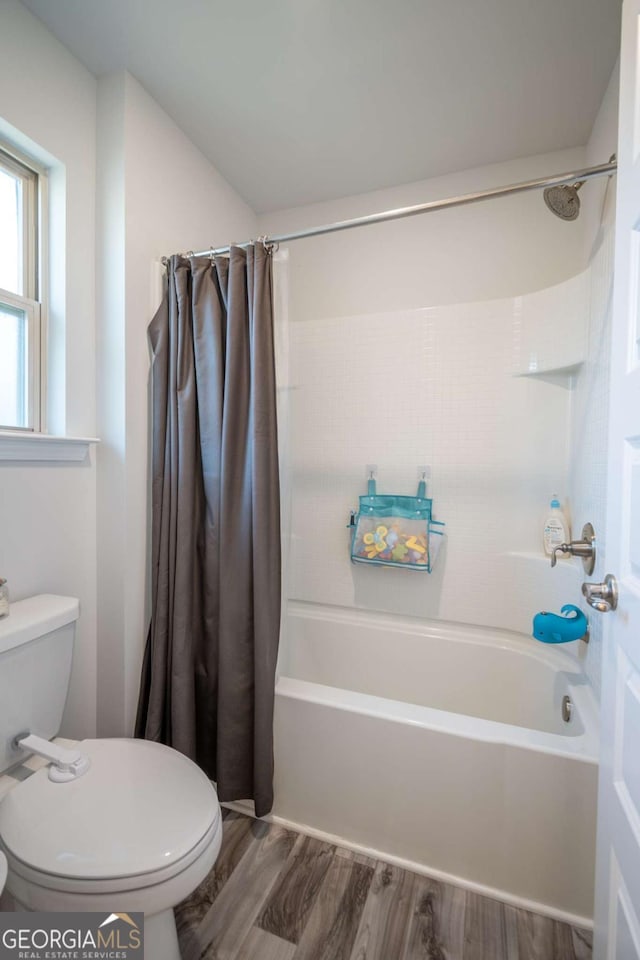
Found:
<box><xmin>96</xmin><ymin>71</ymin><xmax>258</xmax><ymax>734</ymax></box>
<box><xmin>0</xmin><ymin>0</ymin><xmax>98</xmax><ymax>737</ymax></box>
<box><xmin>259</xmin><ymin>147</ymin><xmax>589</xmax><ymax>321</ymax></box>
<box><xmin>281</xmin><ymin>273</ymin><xmax>593</xmax><ymax>641</ymax></box>
<box><xmin>0</xmin><ymin>5</ymin><xmax>258</xmax><ymax>739</ymax></box>
<box><xmin>285</xmin><ymin>294</ymin><xmax>585</xmax><ymax>637</ymax></box>
<box><xmin>260</xmin><ymin>146</ymin><xmax>614</xmax><ymax>653</ymax></box>
<box><xmin>96</xmin><ymin>72</ymin><xmax>127</xmax><ymax>736</ymax></box>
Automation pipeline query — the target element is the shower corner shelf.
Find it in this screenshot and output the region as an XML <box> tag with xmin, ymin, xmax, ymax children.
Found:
<box><xmin>513</xmin><ymin>360</ymin><xmax>584</xmax><ymax>387</ymax></box>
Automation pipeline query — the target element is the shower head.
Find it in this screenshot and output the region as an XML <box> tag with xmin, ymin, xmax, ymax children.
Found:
<box><xmin>543</xmin><ymin>181</ymin><xmax>585</xmax><ymax>221</ymax></box>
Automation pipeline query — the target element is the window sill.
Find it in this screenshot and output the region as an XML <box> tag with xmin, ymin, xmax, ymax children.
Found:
<box><xmin>0</xmin><ymin>432</ymin><xmax>99</xmax><ymax>462</ymax></box>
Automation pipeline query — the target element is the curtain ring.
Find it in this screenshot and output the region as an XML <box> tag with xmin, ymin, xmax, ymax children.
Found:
<box><xmin>258</xmin><ymin>235</ymin><xmax>278</xmax><ymax>255</ymax></box>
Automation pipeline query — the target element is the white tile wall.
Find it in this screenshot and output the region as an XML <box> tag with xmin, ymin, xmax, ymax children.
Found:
<box><xmin>282</xmin><ymin>201</ymin><xmax>613</xmax><ymax>695</ymax></box>
<box><xmin>287</xmin><ymin>296</ymin><xmax>582</xmax><ymax>636</ymax></box>
<box><xmin>568</xmin><ymin>199</ymin><xmax>616</xmax><ymax>696</ymax></box>
<box><xmin>513</xmin><ymin>271</ymin><xmax>588</xmax><ymax>375</ymax></box>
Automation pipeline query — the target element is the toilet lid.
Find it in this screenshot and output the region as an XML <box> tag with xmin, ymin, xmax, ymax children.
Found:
<box><xmin>0</xmin><ymin>739</ymin><xmax>220</xmax><ymax>880</ymax></box>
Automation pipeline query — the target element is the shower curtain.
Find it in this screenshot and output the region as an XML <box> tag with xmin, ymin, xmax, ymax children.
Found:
<box><xmin>135</xmin><ymin>244</ymin><xmax>281</xmax><ymax>818</ymax></box>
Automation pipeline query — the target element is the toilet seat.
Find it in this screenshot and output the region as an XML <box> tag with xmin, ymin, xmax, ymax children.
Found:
<box><xmin>1</xmin><ymin>817</ymin><xmax>221</xmax><ymax>896</ymax></box>
<box><xmin>0</xmin><ymin>738</ymin><xmax>221</xmax><ymax>887</ymax></box>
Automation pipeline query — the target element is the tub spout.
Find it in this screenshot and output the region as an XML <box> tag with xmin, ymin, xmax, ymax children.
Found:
<box><xmin>532</xmin><ymin>605</ymin><xmax>589</xmax><ymax>644</ymax></box>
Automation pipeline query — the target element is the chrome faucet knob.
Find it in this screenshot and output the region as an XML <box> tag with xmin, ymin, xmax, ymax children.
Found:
<box><xmin>581</xmin><ymin>574</ymin><xmax>618</xmax><ymax>613</ymax></box>
<box><xmin>549</xmin><ymin>524</ymin><xmax>596</xmax><ymax>574</ymax></box>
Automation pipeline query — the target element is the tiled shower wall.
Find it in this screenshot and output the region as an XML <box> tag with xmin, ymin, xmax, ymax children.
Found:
<box><xmin>284</xmin><ymin>210</ymin><xmax>614</xmax><ymax>694</ymax></box>
<box><xmin>569</xmin><ymin>203</ymin><xmax>616</xmax><ymax>695</ymax></box>
<box><xmin>287</xmin><ymin>293</ymin><xmax>583</xmax><ymax>638</ymax></box>
<box><xmin>569</xmin><ymin>60</ymin><xmax>619</xmax><ymax>696</ymax></box>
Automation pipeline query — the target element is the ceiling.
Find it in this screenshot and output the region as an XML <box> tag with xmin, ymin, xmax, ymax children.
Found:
<box><xmin>22</xmin><ymin>0</ymin><xmax>622</xmax><ymax>213</ymax></box>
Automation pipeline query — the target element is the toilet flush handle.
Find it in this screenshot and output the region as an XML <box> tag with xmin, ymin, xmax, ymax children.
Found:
<box><xmin>14</xmin><ymin>732</ymin><xmax>91</xmax><ymax>782</ymax></box>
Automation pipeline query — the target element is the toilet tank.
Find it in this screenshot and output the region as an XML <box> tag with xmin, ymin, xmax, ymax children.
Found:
<box><xmin>0</xmin><ymin>595</ymin><xmax>79</xmax><ymax>775</ymax></box>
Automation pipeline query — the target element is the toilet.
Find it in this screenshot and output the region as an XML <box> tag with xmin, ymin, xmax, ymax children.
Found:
<box><xmin>0</xmin><ymin>595</ymin><xmax>223</xmax><ymax>960</ymax></box>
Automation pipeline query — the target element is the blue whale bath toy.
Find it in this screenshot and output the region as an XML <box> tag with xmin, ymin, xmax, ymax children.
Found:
<box><xmin>532</xmin><ymin>604</ymin><xmax>588</xmax><ymax>644</ymax></box>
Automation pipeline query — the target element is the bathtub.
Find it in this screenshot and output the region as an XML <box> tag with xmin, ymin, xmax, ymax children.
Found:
<box><xmin>272</xmin><ymin>601</ymin><xmax>599</xmax><ymax>926</ymax></box>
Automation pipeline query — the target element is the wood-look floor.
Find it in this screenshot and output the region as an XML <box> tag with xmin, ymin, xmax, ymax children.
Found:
<box><xmin>174</xmin><ymin>810</ymin><xmax>592</xmax><ymax>960</ymax></box>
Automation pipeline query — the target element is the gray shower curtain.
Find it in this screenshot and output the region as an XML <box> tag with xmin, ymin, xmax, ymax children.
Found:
<box><xmin>135</xmin><ymin>244</ymin><xmax>281</xmax><ymax>818</ymax></box>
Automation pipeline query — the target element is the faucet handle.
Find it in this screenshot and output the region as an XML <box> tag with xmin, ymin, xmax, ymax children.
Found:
<box><xmin>549</xmin><ymin>523</ymin><xmax>596</xmax><ymax>574</ymax></box>
<box><xmin>582</xmin><ymin>575</ymin><xmax>618</xmax><ymax>613</ymax></box>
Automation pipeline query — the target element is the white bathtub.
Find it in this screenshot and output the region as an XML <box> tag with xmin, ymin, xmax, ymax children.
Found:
<box><xmin>272</xmin><ymin>602</ymin><xmax>599</xmax><ymax>926</ymax></box>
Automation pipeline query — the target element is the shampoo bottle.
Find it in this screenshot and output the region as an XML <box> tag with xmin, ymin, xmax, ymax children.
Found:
<box><xmin>543</xmin><ymin>495</ymin><xmax>570</xmax><ymax>558</ymax></box>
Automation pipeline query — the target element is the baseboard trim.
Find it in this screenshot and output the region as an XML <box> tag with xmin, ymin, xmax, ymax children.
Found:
<box><xmin>221</xmin><ymin>800</ymin><xmax>593</xmax><ymax>930</ymax></box>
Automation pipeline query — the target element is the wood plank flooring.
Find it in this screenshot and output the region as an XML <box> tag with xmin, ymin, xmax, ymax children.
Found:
<box><xmin>174</xmin><ymin>811</ymin><xmax>592</xmax><ymax>960</ymax></box>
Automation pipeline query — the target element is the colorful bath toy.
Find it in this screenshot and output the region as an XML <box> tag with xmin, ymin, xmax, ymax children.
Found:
<box><xmin>362</xmin><ymin>525</ymin><xmax>388</xmax><ymax>558</ymax></box>
<box><xmin>406</xmin><ymin>535</ymin><xmax>426</xmax><ymax>554</ymax></box>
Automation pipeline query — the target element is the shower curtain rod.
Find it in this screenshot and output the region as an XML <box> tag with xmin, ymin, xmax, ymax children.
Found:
<box><xmin>166</xmin><ymin>158</ymin><xmax>617</xmax><ymax>261</ymax></box>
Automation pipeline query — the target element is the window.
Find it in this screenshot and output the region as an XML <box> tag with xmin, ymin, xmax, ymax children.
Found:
<box><xmin>0</xmin><ymin>147</ymin><xmax>41</xmax><ymax>431</ymax></box>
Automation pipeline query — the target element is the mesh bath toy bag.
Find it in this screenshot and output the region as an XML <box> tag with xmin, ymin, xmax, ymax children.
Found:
<box><xmin>350</xmin><ymin>478</ymin><xmax>445</xmax><ymax>572</ymax></box>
